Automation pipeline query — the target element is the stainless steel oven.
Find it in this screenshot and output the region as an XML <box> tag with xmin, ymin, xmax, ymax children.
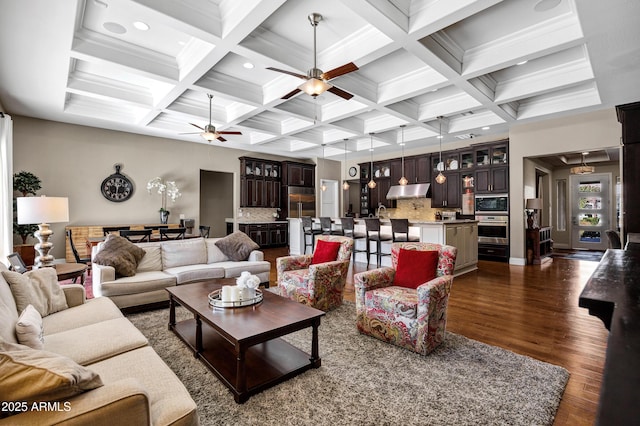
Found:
<box><xmin>475</xmin><ymin>194</ymin><xmax>509</xmax><ymax>215</ymax></box>
<box><xmin>476</xmin><ymin>214</ymin><xmax>509</xmax><ymax>245</ymax></box>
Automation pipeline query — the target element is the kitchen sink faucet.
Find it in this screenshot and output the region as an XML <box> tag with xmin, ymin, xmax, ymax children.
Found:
<box><xmin>376</xmin><ymin>203</ymin><xmax>387</xmax><ymax>218</ymax></box>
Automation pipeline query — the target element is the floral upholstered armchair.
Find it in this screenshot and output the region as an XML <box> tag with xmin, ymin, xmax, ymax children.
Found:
<box><xmin>353</xmin><ymin>242</ymin><xmax>457</xmax><ymax>355</ymax></box>
<box><xmin>277</xmin><ymin>235</ymin><xmax>354</xmax><ymax>311</ymax></box>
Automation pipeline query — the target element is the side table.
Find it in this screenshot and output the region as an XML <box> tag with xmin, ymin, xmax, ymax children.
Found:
<box><xmin>55</xmin><ymin>263</ymin><xmax>88</xmax><ymax>285</ymax></box>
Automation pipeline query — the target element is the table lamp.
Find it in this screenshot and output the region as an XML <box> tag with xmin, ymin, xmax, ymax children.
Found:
<box><xmin>17</xmin><ymin>196</ymin><xmax>69</xmax><ymax>268</ymax></box>
<box><xmin>525</xmin><ymin>198</ymin><xmax>543</xmax><ymax>229</ymax></box>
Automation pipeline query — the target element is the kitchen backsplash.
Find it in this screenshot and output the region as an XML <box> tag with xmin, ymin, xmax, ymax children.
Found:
<box><xmin>382</xmin><ymin>199</ymin><xmax>459</xmax><ymax>221</ymax></box>
<box><xmin>237</xmin><ymin>208</ymin><xmax>281</xmax><ymax>222</ymax></box>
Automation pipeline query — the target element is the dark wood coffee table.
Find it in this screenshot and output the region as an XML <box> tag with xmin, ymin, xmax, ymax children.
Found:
<box><xmin>166</xmin><ymin>278</ymin><xmax>325</xmax><ymax>403</ymax></box>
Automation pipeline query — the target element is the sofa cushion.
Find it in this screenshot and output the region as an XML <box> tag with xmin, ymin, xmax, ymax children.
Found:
<box><xmin>89</xmin><ymin>346</ymin><xmax>198</xmax><ymax>426</ymax></box>
<box><xmin>0</xmin><ymin>298</ymin><xmax>18</xmax><ymax>344</ymax></box>
<box><xmin>44</xmin><ymin>317</ymin><xmax>148</xmax><ymax>366</ymax></box>
<box><xmin>93</xmin><ymin>234</ymin><xmax>146</xmax><ymax>278</ymax></box>
<box><xmin>206</xmin><ymin>238</ymin><xmax>230</xmax><ymax>263</ymax></box>
<box><xmin>99</xmin><ymin>271</ymin><xmax>176</xmax><ymax>297</ymax></box>
<box><xmin>2</xmin><ymin>268</ymin><xmax>68</xmax><ymax>317</ymax></box>
<box><xmin>393</xmin><ymin>248</ymin><xmax>439</xmax><ymax>289</ymax></box>
<box><xmin>42</xmin><ymin>297</ymin><xmax>124</xmax><ymax>335</ymax></box>
<box><xmin>0</xmin><ymin>340</ymin><xmax>103</xmax><ymax>405</ymax></box>
<box><xmin>136</xmin><ymin>243</ymin><xmax>162</xmax><ymax>272</ymax></box>
<box><xmin>215</xmin><ymin>231</ymin><xmax>259</xmax><ymax>261</ymax></box>
<box><xmin>220</xmin><ymin>261</ymin><xmax>271</xmax><ymax>280</ymax></box>
<box><xmin>366</xmin><ymin>286</ymin><xmax>418</xmax><ymax>319</ymax></box>
<box><xmin>161</xmin><ymin>238</ymin><xmax>207</xmax><ymax>269</ymax></box>
<box><xmin>164</xmin><ymin>264</ymin><xmax>225</xmax><ymax>285</ymax></box>
<box><xmin>16</xmin><ymin>304</ymin><xmax>44</xmax><ymax>349</ymax></box>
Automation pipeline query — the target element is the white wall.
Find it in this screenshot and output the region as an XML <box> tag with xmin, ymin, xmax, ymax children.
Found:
<box><xmin>509</xmin><ymin>109</ymin><xmax>621</xmax><ymax>263</ymax></box>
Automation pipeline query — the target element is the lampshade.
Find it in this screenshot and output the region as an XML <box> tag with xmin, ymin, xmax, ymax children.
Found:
<box><xmin>298</xmin><ymin>78</ymin><xmax>332</xmax><ymax>97</ymax></box>
<box><xmin>525</xmin><ymin>198</ymin><xmax>543</xmax><ymax>210</ymax></box>
<box><xmin>17</xmin><ymin>196</ymin><xmax>69</xmax><ymax>224</ymax></box>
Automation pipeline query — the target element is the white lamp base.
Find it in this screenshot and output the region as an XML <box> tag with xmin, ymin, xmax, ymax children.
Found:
<box><xmin>34</xmin><ymin>223</ymin><xmax>55</xmax><ymax>269</ymax></box>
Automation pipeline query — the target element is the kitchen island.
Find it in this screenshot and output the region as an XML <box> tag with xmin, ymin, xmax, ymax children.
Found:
<box><xmin>288</xmin><ymin>218</ymin><xmax>478</xmax><ymax>276</ymax></box>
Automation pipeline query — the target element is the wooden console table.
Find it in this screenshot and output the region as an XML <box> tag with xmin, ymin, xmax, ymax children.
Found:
<box><xmin>526</xmin><ymin>226</ymin><xmax>552</xmax><ymax>264</ymax></box>
<box><xmin>579</xmin><ymin>249</ymin><xmax>640</xmax><ymax>424</ymax></box>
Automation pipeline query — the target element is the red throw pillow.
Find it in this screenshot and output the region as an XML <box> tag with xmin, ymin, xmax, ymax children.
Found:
<box><xmin>312</xmin><ymin>240</ymin><xmax>342</xmax><ymax>264</ymax></box>
<box><xmin>393</xmin><ymin>249</ymin><xmax>439</xmax><ymax>289</ymax></box>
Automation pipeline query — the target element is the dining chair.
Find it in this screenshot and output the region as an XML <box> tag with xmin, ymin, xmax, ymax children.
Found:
<box><xmin>319</xmin><ymin>217</ymin><xmax>339</xmax><ymax>235</ymax></box>
<box><xmin>102</xmin><ymin>226</ymin><xmax>130</xmax><ymax>236</ymax></box>
<box><xmin>301</xmin><ymin>216</ymin><xmax>322</xmax><ymax>254</ymax></box>
<box><xmin>364</xmin><ymin>218</ymin><xmax>392</xmax><ymax>267</ymax></box>
<box><xmin>199</xmin><ymin>225</ymin><xmax>211</xmax><ymax>238</ymax></box>
<box><xmin>340</xmin><ymin>217</ymin><xmax>367</xmax><ymax>262</ymax></box>
<box><xmin>160</xmin><ymin>227</ymin><xmax>186</xmax><ymax>240</ymax></box>
<box><xmin>390</xmin><ymin>219</ymin><xmax>420</xmax><ymax>242</ymax></box>
<box><xmin>66</xmin><ymin>229</ymin><xmax>91</xmax><ymax>275</ymax></box>
<box><xmin>144</xmin><ymin>225</ymin><xmax>169</xmax><ymax>231</ymax></box>
<box><xmin>120</xmin><ymin>229</ymin><xmax>152</xmax><ymax>243</ymax></box>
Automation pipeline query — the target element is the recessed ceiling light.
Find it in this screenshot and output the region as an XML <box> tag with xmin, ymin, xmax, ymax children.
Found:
<box><xmin>482</xmin><ymin>126</ymin><xmax>490</xmax><ymax>130</ymax></box>
<box><xmin>243</xmin><ymin>62</ymin><xmax>254</xmax><ymax>69</ymax></box>
<box><xmin>516</xmin><ymin>60</ymin><xmax>528</xmax><ymax>66</ymax></box>
<box><xmin>534</xmin><ymin>0</ymin><xmax>562</xmax><ymax>12</ymax></box>
<box><xmin>133</xmin><ymin>21</ymin><xmax>150</xmax><ymax>31</ymax></box>
<box><xmin>437</xmin><ymin>135</ymin><xmax>443</xmax><ymax>139</ymax></box>
<box><xmin>103</xmin><ymin>22</ymin><xmax>126</xmax><ymax>34</ymax></box>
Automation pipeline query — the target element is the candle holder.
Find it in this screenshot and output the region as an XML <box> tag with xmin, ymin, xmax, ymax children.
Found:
<box><xmin>208</xmin><ymin>288</ymin><xmax>263</xmax><ymax>309</ymax></box>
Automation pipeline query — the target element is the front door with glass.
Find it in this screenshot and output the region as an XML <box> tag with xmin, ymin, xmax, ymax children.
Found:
<box><xmin>570</xmin><ymin>173</ymin><xmax>611</xmax><ymax>251</ymax></box>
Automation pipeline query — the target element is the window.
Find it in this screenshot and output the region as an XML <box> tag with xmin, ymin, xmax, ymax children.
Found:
<box><xmin>556</xmin><ymin>179</ymin><xmax>566</xmax><ymax>231</ymax></box>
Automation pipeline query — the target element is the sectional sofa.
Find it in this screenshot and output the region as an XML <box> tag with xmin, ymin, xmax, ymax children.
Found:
<box><xmin>92</xmin><ymin>236</ymin><xmax>271</xmax><ymax>310</ymax></box>
<box><xmin>0</xmin><ymin>263</ymin><xmax>198</xmax><ymax>425</ymax></box>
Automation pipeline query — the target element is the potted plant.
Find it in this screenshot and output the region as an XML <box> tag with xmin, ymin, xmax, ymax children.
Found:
<box><xmin>13</xmin><ymin>171</ymin><xmax>42</xmax><ymax>266</ymax></box>
<box><xmin>147</xmin><ymin>177</ymin><xmax>181</xmax><ymax>224</ymax></box>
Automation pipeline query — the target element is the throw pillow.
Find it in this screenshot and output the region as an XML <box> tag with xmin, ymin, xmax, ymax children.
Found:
<box><xmin>393</xmin><ymin>249</ymin><xmax>439</xmax><ymax>289</ymax></box>
<box><xmin>0</xmin><ymin>340</ymin><xmax>103</xmax><ymax>406</ymax></box>
<box><xmin>312</xmin><ymin>240</ymin><xmax>342</xmax><ymax>264</ymax></box>
<box><xmin>1</xmin><ymin>268</ymin><xmax>68</xmax><ymax>317</ymax></box>
<box><xmin>15</xmin><ymin>304</ymin><xmax>44</xmax><ymax>350</ymax></box>
<box><xmin>93</xmin><ymin>234</ymin><xmax>146</xmax><ymax>277</ymax></box>
<box><xmin>215</xmin><ymin>231</ymin><xmax>260</xmax><ymax>261</ymax></box>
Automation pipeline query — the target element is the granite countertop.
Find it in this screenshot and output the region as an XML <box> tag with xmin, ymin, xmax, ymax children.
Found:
<box><xmin>353</xmin><ymin>218</ymin><xmax>478</xmax><ymax>225</ymax></box>
<box><xmin>225</xmin><ymin>218</ymin><xmax>288</xmax><ymax>224</ymax></box>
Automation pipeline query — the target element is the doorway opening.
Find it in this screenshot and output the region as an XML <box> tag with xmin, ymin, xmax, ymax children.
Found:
<box><xmin>319</xmin><ymin>179</ymin><xmax>339</xmax><ymax>217</ymax></box>
<box><xmin>200</xmin><ymin>170</ymin><xmax>233</xmax><ymax>237</ymax></box>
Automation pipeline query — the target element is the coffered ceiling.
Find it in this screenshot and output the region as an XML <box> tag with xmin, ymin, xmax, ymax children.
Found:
<box><xmin>0</xmin><ymin>0</ymin><xmax>639</xmax><ymax>161</ymax></box>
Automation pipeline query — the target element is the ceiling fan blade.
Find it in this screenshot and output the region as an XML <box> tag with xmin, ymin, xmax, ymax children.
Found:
<box><xmin>217</xmin><ymin>131</ymin><xmax>242</xmax><ymax>135</ymax></box>
<box><xmin>327</xmin><ymin>86</ymin><xmax>354</xmax><ymax>100</ymax></box>
<box><xmin>178</xmin><ymin>132</ymin><xmax>201</xmax><ymax>135</ymax></box>
<box><xmin>321</xmin><ymin>62</ymin><xmax>358</xmax><ymax>80</ymax></box>
<box><xmin>282</xmin><ymin>88</ymin><xmax>302</xmax><ymax>99</ymax></box>
<box><xmin>216</xmin><ymin>136</ymin><xmax>227</xmax><ymax>142</ymax></box>
<box><xmin>266</xmin><ymin>67</ymin><xmax>307</xmax><ymax>80</ymax></box>
<box><xmin>189</xmin><ymin>123</ymin><xmax>205</xmax><ymax>130</ymax></box>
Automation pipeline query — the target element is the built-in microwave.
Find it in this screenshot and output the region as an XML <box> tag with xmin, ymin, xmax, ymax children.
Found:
<box><xmin>475</xmin><ymin>194</ymin><xmax>509</xmax><ymax>215</ymax></box>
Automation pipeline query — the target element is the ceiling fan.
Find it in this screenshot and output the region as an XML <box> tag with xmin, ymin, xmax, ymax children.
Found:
<box><xmin>180</xmin><ymin>94</ymin><xmax>242</xmax><ymax>142</ymax></box>
<box><xmin>267</xmin><ymin>13</ymin><xmax>358</xmax><ymax>100</ymax></box>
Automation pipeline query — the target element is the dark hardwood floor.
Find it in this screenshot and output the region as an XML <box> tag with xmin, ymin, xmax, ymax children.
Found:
<box><xmin>263</xmin><ymin>247</ymin><xmax>608</xmax><ymax>426</ymax></box>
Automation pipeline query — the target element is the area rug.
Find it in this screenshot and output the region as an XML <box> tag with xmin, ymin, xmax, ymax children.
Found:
<box><xmin>127</xmin><ymin>303</ymin><xmax>569</xmax><ymax>426</ymax></box>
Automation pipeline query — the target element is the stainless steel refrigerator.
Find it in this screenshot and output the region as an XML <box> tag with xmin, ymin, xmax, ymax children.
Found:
<box><xmin>287</xmin><ymin>186</ymin><xmax>316</xmax><ymax>218</ymax></box>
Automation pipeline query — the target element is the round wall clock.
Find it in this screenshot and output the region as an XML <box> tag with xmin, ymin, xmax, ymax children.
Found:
<box><xmin>349</xmin><ymin>166</ymin><xmax>358</xmax><ymax>177</ymax></box>
<box><xmin>101</xmin><ymin>164</ymin><xmax>134</xmax><ymax>202</ymax></box>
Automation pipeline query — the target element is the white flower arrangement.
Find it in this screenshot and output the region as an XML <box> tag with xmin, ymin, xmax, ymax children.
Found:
<box><xmin>147</xmin><ymin>177</ymin><xmax>181</xmax><ymax>213</ymax></box>
<box><xmin>236</xmin><ymin>271</ymin><xmax>260</xmax><ymax>289</ymax></box>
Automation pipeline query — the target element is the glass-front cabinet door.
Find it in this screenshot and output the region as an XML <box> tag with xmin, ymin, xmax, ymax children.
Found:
<box><xmin>571</xmin><ymin>173</ymin><xmax>611</xmax><ymax>251</ymax></box>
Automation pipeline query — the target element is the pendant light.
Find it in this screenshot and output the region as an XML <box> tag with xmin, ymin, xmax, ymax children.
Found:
<box><xmin>570</xmin><ymin>152</ymin><xmax>595</xmax><ymax>175</ymax></box>
<box><xmin>398</xmin><ymin>125</ymin><xmax>408</xmax><ymax>185</ymax></box>
<box><xmin>320</xmin><ymin>144</ymin><xmax>327</xmax><ymax>191</ymax></box>
<box><xmin>435</xmin><ymin>116</ymin><xmax>446</xmax><ymax>185</ymax></box>
<box><xmin>367</xmin><ymin>133</ymin><xmax>377</xmax><ymax>189</ymax></box>
<box><xmin>342</xmin><ymin>138</ymin><xmax>350</xmax><ymax>191</ymax></box>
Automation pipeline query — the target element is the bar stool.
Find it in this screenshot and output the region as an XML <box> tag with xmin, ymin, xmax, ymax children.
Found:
<box><xmin>390</xmin><ymin>219</ymin><xmax>420</xmax><ymax>242</ymax></box>
<box><xmin>340</xmin><ymin>217</ymin><xmax>367</xmax><ymax>262</ymax></box>
<box><xmin>319</xmin><ymin>217</ymin><xmax>339</xmax><ymax>235</ymax></box>
<box><xmin>364</xmin><ymin>218</ymin><xmax>392</xmax><ymax>267</ymax></box>
<box><xmin>301</xmin><ymin>216</ymin><xmax>322</xmax><ymax>254</ymax></box>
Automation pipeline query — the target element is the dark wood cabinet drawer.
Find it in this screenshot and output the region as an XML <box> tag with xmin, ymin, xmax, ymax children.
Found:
<box><xmin>478</xmin><ymin>244</ymin><xmax>509</xmax><ymax>261</ymax></box>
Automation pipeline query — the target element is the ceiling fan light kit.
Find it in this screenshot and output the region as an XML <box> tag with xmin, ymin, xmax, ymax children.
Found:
<box><xmin>267</xmin><ymin>12</ymin><xmax>358</xmax><ymax>100</ymax></box>
<box><xmin>181</xmin><ymin>93</ymin><xmax>242</xmax><ymax>143</ymax></box>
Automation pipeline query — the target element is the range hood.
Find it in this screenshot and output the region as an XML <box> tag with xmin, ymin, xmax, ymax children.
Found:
<box><xmin>386</xmin><ymin>183</ymin><xmax>431</xmax><ymax>200</ymax></box>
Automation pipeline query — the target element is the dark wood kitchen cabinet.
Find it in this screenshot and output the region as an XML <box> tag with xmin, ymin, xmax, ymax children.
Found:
<box><xmin>282</xmin><ymin>161</ymin><xmax>315</xmax><ymax>187</ymax></box>
<box><xmin>239</xmin><ymin>222</ymin><xmax>288</xmax><ymax>248</ymax></box>
<box><xmin>390</xmin><ymin>155</ymin><xmax>430</xmax><ymax>185</ymax></box>
<box><xmin>431</xmin><ymin>171</ymin><xmax>461</xmax><ymax>208</ymax></box>
<box><xmin>475</xmin><ymin>166</ymin><xmax>508</xmax><ymax>194</ymax></box>
<box><xmin>240</xmin><ymin>157</ymin><xmax>281</xmax><ymax>208</ymax></box>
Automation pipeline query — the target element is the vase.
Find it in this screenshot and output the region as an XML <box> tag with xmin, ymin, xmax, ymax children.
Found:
<box><xmin>160</xmin><ymin>211</ymin><xmax>169</xmax><ymax>224</ymax></box>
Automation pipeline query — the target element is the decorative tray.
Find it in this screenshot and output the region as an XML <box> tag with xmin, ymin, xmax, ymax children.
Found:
<box><xmin>208</xmin><ymin>289</ymin><xmax>263</xmax><ymax>309</ymax></box>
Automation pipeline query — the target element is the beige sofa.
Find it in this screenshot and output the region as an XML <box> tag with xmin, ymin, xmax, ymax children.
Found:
<box><xmin>0</xmin><ymin>263</ymin><xmax>198</xmax><ymax>425</ymax></box>
<box><xmin>92</xmin><ymin>237</ymin><xmax>271</xmax><ymax>310</ymax></box>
